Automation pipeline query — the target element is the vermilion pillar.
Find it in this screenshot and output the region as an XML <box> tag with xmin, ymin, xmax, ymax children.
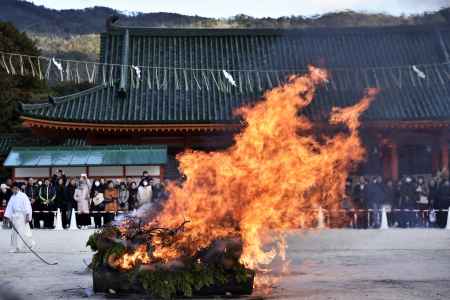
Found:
<box><xmin>432</xmin><ymin>144</ymin><xmax>440</xmax><ymax>174</ymax></box>
<box><xmin>390</xmin><ymin>143</ymin><xmax>399</xmax><ymax>181</ymax></box>
<box><xmin>441</xmin><ymin>136</ymin><xmax>449</xmax><ymax>172</ymax></box>
<box><xmin>382</xmin><ymin>146</ymin><xmax>391</xmax><ymax>179</ymax></box>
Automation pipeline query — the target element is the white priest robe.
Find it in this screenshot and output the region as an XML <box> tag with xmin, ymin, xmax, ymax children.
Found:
<box><xmin>4</xmin><ymin>191</ymin><xmax>35</xmax><ymax>252</ymax></box>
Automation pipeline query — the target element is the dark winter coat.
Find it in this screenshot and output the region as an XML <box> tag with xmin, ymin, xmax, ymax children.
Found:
<box><xmin>399</xmin><ymin>182</ymin><xmax>416</xmax><ymax>209</ymax></box>
<box><xmin>39</xmin><ymin>184</ymin><xmax>57</xmax><ymax>209</ymax></box>
<box><xmin>436</xmin><ymin>184</ymin><xmax>450</xmax><ymax>209</ymax></box>
<box><xmin>366</xmin><ymin>182</ymin><xmax>385</xmax><ymax>206</ymax></box>
<box><xmin>352</xmin><ymin>184</ymin><xmax>367</xmax><ymax>209</ymax></box>
<box><xmin>383</xmin><ymin>184</ymin><xmax>396</xmax><ymax>206</ymax></box>
<box><xmin>428</xmin><ymin>184</ymin><xmax>439</xmax><ymax>209</ymax></box>
<box><xmin>25</xmin><ymin>184</ymin><xmax>40</xmax><ymax>210</ymax></box>
<box><xmin>54</xmin><ymin>184</ymin><xmax>67</xmax><ymax>209</ymax></box>
<box><xmin>128</xmin><ymin>187</ymin><xmax>138</xmax><ymax>210</ymax></box>
<box><xmin>90</xmin><ymin>183</ymin><xmax>106</xmax><ymax>211</ymax></box>
<box><xmin>64</xmin><ymin>184</ymin><xmax>77</xmax><ymax>210</ymax></box>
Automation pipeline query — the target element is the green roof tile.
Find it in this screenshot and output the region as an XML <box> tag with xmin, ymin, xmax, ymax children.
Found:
<box><xmin>21</xmin><ymin>24</ymin><xmax>450</xmax><ymax>124</ymax></box>
<box><xmin>4</xmin><ymin>145</ymin><xmax>167</xmax><ymax>167</ymax></box>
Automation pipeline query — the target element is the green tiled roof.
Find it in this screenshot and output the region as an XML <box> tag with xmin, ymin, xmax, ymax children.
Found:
<box><xmin>4</xmin><ymin>145</ymin><xmax>167</xmax><ymax>167</ymax></box>
<box><xmin>21</xmin><ymin>24</ymin><xmax>450</xmax><ymax>124</ymax></box>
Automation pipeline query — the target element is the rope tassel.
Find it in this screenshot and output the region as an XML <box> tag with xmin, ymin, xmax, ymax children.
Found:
<box><xmin>44</xmin><ymin>58</ymin><xmax>52</xmax><ymax>80</ymax></box>
<box><xmin>65</xmin><ymin>61</ymin><xmax>71</xmax><ymax>82</ymax></box>
<box><xmin>146</xmin><ymin>67</ymin><xmax>152</xmax><ymax>90</ymax></box>
<box><xmin>86</xmin><ymin>63</ymin><xmax>97</xmax><ymax>84</ymax></box>
<box><xmin>19</xmin><ymin>55</ymin><xmax>24</xmax><ymax>76</ymax></box>
<box><xmin>28</xmin><ymin>56</ymin><xmax>36</xmax><ymax>78</ymax></box>
<box><xmin>9</xmin><ymin>55</ymin><xmax>16</xmax><ymax>75</ymax></box>
<box><xmin>37</xmin><ymin>57</ymin><xmax>43</xmax><ymax>80</ymax></box>
<box><xmin>192</xmin><ymin>70</ymin><xmax>202</xmax><ymax>90</ymax></box>
<box><xmin>75</xmin><ymin>62</ymin><xmax>80</xmax><ymax>84</ymax></box>
<box><xmin>109</xmin><ymin>65</ymin><xmax>115</xmax><ymax>87</ymax></box>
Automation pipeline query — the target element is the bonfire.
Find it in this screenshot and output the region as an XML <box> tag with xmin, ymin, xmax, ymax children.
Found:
<box><xmin>87</xmin><ymin>67</ymin><xmax>376</xmax><ymax>298</ymax></box>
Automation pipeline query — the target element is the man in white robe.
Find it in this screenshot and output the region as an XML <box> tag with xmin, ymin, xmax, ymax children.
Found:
<box><xmin>4</xmin><ymin>184</ymin><xmax>35</xmax><ymax>253</ymax></box>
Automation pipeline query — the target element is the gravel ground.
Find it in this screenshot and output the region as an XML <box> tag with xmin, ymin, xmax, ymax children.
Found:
<box><xmin>0</xmin><ymin>228</ymin><xmax>449</xmax><ymax>300</ymax></box>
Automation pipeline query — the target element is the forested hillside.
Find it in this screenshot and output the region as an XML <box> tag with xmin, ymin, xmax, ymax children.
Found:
<box><xmin>1</xmin><ymin>0</ymin><xmax>449</xmax><ymax>36</ymax></box>
<box><xmin>1</xmin><ymin>0</ymin><xmax>449</xmax><ymax>61</ymax></box>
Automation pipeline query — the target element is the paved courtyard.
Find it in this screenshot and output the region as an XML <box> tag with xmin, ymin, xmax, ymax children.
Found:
<box><xmin>0</xmin><ymin>228</ymin><xmax>449</xmax><ymax>299</ymax></box>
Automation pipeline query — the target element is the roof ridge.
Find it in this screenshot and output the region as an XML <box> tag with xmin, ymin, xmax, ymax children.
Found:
<box><xmin>106</xmin><ymin>23</ymin><xmax>450</xmax><ymax>36</ymax></box>
<box><xmin>21</xmin><ymin>84</ymin><xmax>108</xmax><ymax>110</ymax></box>
<box><xmin>10</xmin><ymin>145</ymin><xmax>168</xmax><ymax>151</ymax></box>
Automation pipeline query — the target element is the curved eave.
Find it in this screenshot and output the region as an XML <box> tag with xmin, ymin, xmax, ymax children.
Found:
<box><xmin>21</xmin><ymin>116</ymin><xmax>243</xmax><ymax>133</ymax></box>
<box><xmin>362</xmin><ymin>120</ymin><xmax>450</xmax><ymax>129</ymax></box>
<box><xmin>22</xmin><ymin>115</ymin><xmax>450</xmax><ymax>133</ymax></box>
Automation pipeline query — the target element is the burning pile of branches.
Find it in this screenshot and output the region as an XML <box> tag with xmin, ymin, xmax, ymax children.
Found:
<box><xmin>87</xmin><ymin>216</ymin><xmax>254</xmax><ymax>298</ymax></box>
<box><xmin>87</xmin><ymin>67</ymin><xmax>377</xmax><ymax>298</ymax></box>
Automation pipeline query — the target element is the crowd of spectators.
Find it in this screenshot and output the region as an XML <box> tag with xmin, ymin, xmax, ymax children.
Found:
<box><xmin>1</xmin><ymin>169</ymin><xmax>450</xmax><ymax>230</ymax></box>
<box><xmin>343</xmin><ymin>172</ymin><xmax>450</xmax><ymax>229</ymax></box>
<box><xmin>0</xmin><ymin>170</ymin><xmax>169</xmax><ymax>229</ymax></box>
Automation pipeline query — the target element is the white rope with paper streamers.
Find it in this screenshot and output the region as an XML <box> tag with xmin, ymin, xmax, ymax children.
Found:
<box><xmin>412</xmin><ymin>65</ymin><xmax>426</xmax><ymax>79</ymax></box>
<box><xmin>0</xmin><ymin>50</ymin><xmax>449</xmax><ymax>93</ymax></box>
<box><xmin>52</xmin><ymin>58</ymin><xmax>64</xmax><ymax>81</ymax></box>
<box><xmin>222</xmin><ymin>69</ymin><xmax>237</xmax><ymax>86</ymax></box>
<box><xmin>132</xmin><ymin>65</ymin><xmax>141</xmax><ymax>80</ymax></box>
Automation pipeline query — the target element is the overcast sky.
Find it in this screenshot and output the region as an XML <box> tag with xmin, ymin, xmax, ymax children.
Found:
<box><xmin>26</xmin><ymin>0</ymin><xmax>449</xmax><ymax>18</ymax></box>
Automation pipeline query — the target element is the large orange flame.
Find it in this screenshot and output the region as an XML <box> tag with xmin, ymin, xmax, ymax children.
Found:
<box><xmin>118</xmin><ymin>67</ymin><xmax>377</xmax><ymax>288</ymax></box>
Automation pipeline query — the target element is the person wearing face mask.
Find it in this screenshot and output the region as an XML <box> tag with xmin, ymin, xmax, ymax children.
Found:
<box><xmin>128</xmin><ymin>181</ymin><xmax>138</xmax><ymax>211</ymax></box>
<box><xmin>118</xmin><ymin>182</ymin><xmax>130</xmax><ymax>211</ymax></box>
<box><xmin>428</xmin><ymin>179</ymin><xmax>439</xmax><ymax>227</ymax></box>
<box><xmin>352</xmin><ymin>176</ymin><xmax>368</xmax><ymax>229</ymax></box>
<box><xmin>65</xmin><ymin>178</ymin><xmax>78</xmax><ymax>227</ymax></box>
<box><xmin>399</xmin><ymin>176</ymin><xmax>416</xmax><ymax>228</ymax></box>
<box><xmin>54</xmin><ymin>177</ymin><xmax>71</xmax><ymax>228</ymax></box>
<box><xmin>103</xmin><ymin>181</ymin><xmax>119</xmax><ymax>225</ymax></box>
<box><xmin>1</xmin><ymin>180</ymin><xmax>13</xmax><ymax>206</ymax></box>
<box><xmin>384</xmin><ymin>179</ymin><xmax>396</xmax><ymax>227</ymax></box>
<box><xmin>436</xmin><ymin>179</ymin><xmax>450</xmax><ymax>228</ymax></box>
<box><xmin>4</xmin><ymin>183</ymin><xmax>35</xmax><ymax>253</ymax></box>
<box><xmin>38</xmin><ymin>178</ymin><xmax>56</xmax><ymax>229</ymax></box>
<box><xmin>90</xmin><ymin>179</ymin><xmax>105</xmax><ymax>228</ymax></box>
<box><xmin>74</xmin><ymin>174</ymin><xmax>91</xmax><ymax>229</ymax></box>
<box><xmin>0</xmin><ymin>183</ymin><xmax>11</xmax><ymax>226</ymax></box>
<box><xmin>5</xmin><ymin>178</ymin><xmax>13</xmax><ymax>201</ymax></box>
<box><xmin>137</xmin><ymin>179</ymin><xmax>153</xmax><ymax>208</ymax></box>
<box><xmin>415</xmin><ymin>176</ymin><xmax>429</xmax><ymax>227</ymax></box>
<box><xmin>24</xmin><ymin>178</ymin><xmax>38</xmax><ymax>228</ymax></box>
<box><xmin>139</xmin><ymin>171</ymin><xmax>152</xmax><ymax>187</ymax></box>
<box><xmin>366</xmin><ymin>176</ymin><xmax>385</xmax><ymax>228</ymax></box>
<box><xmin>30</xmin><ymin>180</ymin><xmax>44</xmax><ymax>228</ymax></box>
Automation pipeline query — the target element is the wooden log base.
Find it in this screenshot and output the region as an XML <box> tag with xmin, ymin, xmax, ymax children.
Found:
<box><xmin>93</xmin><ymin>266</ymin><xmax>255</xmax><ymax>297</ymax></box>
